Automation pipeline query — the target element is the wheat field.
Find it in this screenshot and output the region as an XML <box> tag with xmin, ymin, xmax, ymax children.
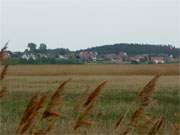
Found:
<box><xmin>6</xmin><ymin>64</ymin><xmax>180</xmax><ymax>76</ymax></box>
<box><xmin>0</xmin><ymin>64</ymin><xmax>180</xmax><ymax>135</ymax></box>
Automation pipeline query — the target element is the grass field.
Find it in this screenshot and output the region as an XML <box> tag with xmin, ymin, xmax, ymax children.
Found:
<box><xmin>0</xmin><ymin>64</ymin><xmax>180</xmax><ymax>134</ymax></box>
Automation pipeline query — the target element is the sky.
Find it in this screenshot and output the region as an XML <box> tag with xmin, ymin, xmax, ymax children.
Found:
<box><xmin>0</xmin><ymin>0</ymin><xmax>179</xmax><ymax>51</ymax></box>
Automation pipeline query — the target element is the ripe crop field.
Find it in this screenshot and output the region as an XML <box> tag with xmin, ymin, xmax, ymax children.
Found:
<box><xmin>6</xmin><ymin>64</ymin><xmax>180</xmax><ymax>76</ymax></box>
<box><xmin>0</xmin><ymin>64</ymin><xmax>180</xmax><ymax>135</ymax></box>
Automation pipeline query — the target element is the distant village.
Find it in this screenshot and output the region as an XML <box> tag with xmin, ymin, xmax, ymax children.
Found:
<box><xmin>78</xmin><ymin>51</ymin><xmax>178</xmax><ymax>64</ymax></box>
<box><xmin>3</xmin><ymin>43</ymin><xmax>180</xmax><ymax>64</ymax></box>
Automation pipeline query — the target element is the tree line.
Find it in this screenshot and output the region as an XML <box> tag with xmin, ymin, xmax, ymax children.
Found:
<box><xmin>85</xmin><ymin>43</ymin><xmax>179</xmax><ymax>56</ymax></box>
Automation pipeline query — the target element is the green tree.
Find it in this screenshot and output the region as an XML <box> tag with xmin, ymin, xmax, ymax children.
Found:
<box><xmin>28</xmin><ymin>43</ymin><xmax>37</xmax><ymax>52</ymax></box>
<box><xmin>39</xmin><ymin>43</ymin><xmax>47</xmax><ymax>52</ymax></box>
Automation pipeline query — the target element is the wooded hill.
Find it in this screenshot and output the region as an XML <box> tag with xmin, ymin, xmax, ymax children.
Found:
<box><xmin>82</xmin><ymin>43</ymin><xmax>179</xmax><ymax>56</ymax></box>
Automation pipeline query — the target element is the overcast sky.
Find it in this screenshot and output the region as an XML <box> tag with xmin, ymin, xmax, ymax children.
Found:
<box><xmin>0</xmin><ymin>0</ymin><xmax>179</xmax><ymax>51</ymax></box>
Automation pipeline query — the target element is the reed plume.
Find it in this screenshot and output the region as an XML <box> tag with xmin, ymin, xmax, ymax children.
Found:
<box><xmin>78</xmin><ymin>119</ymin><xmax>95</xmax><ymax>126</ymax></box>
<box><xmin>139</xmin><ymin>75</ymin><xmax>160</xmax><ymax>106</ymax></box>
<box><xmin>0</xmin><ymin>42</ymin><xmax>8</xmax><ymax>60</ymax></box>
<box><xmin>172</xmin><ymin>123</ymin><xmax>180</xmax><ymax>135</ymax></box>
<box><xmin>147</xmin><ymin>118</ymin><xmax>164</xmax><ymax>135</ymax></box>
<box><xmin>16</xmin><ymin>95</ymin><xmax>47</xmax><ymax>135</ymax></box>
<box><xmin>115</xmin><ymin>109</ymin><xmax>131</xmax><ymax>130</ymax></box>
<box><xmin>74</xmin><ymin>81</ymin><xmax>107</xmax><ymax>131</ymax></box>
<box><xmin>83</xmin><ymin>81</ymin><xmax>107</xmax><ymax>107</ymax></box>
<box><xmin>0</xmin><ymin>42</ymin><xmax>9</xmax><ymax>98</ymax></box>
<box><xmin>33</xmin><ymin>79</ymin><xmax>70</xmax><ymax>135</ymax></box>
<box><xmin>42</xmin><ymin>79</ymin><xmax>70</xmax><ymax>119</ymax></box>
<box><xmin>138</xmin><ymin>115</ymin><xmax>156</xmax><ymax>134</ymax></box>
<box><xmin>74</xmin><ymin>100</ymin><xmax>94</xmax><ymax>130</ymax></box>
<box><xmin>18</xmin><ymin>95</ymin><xmax>39</xmax><ymax>127</ymax></box>
<box><xmin>122</xmin><ymin>107</ymin><xmax>144</xmax><ymax>135</ymax></box>
<box><xmin>0</xmin><ymin>65</ymin><xmax>9</xmax><ymax>80</ymax></box>
<box><xmin>115</xmin><ymin>113</ymin><xmax>125</xmax><ymax>129</ymax></box>
<box><xmin>121</xmin><ymin>75</ymin><xmax>160</xmax><ymax>135</ymax></box>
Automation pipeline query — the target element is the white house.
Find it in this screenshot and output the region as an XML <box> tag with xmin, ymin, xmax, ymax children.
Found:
<box><xmin>21</xmin><ymin>53</ymin><xmax>37</xmax><ymax>60</ymax></box>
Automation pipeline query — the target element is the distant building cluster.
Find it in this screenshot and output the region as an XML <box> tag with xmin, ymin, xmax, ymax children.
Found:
<box><xmin>4</xmin><ymin>43</ymin><xmax>180</xmax><ymax>64</ymax></box>
<box><xmin>77</xmin><ymin>51</ymin><xmax>179</xmax><ymax>64</ymax></box>
<box><xmin>6</xmin><ymin>50</ymin><xmax>180</xmax><ymax>64</ymax></box>
<box><xmin>79</xmin><ymin>51</ymin><xmax>97</xmax><ymax>61</ymax></box>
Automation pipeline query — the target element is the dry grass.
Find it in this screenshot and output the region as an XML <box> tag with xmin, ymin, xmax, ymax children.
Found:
<box><xmin>16</xmin><ymin>80</ymin><xmax>70</xmax><ymax>135</ymax></box>
<box><xmin>6</xmin><ymin>64</ymin><xmax>180</xmax><ymax>76</ymax></box>
<box><xmin>0</xmin><ymin>86</ymin><xmax>7</xmax><ymax>98</ymax></box>
<box><xmin>73</xmin><ymin>100</ymin><xmax>95</xmax><ymax>131</ymax></box>
<box><xmin>3</xmin><ymin>75</ymin><xmax>179</xmax><ymax>96</ymax></box>
<box><xmin>13</xmin><ymin>74</ymin><xmax>177</xmax><ymax>135</ymax></box>
<box><xmin>0</xmin><ymin>64</ymin><xmax>179</xmax><ymax>135</ymax></box>
<box><xmin>73</xmin><ymin>86</ymin><xmax>90</xmax><ymax>112</ymax></box>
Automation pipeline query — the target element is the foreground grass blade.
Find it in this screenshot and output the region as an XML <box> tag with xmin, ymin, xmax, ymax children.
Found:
<box><xmin>121</xmin><ymin>75</ymin><xmax>160</xmax><ymax>135</ymax></box>
<box><xmin>74</xmin><ymin>81</ymin><xmax>107</xmax><ymax>131</ymax></box>
<box><xmin>33</xmin><ymin>79</ymin><xmax>71</xmax><ymax>135</ymax></box>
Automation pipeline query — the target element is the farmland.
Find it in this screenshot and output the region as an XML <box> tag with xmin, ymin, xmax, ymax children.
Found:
<box><xmin>0</xmin><ymin>64</ymin><xmax>180</xmax><ymax>134</ymax></box>
<box><xmin>5</xmin><ymin>64</ymin><xmax>180</xmax><ymax>76</ymax></box>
